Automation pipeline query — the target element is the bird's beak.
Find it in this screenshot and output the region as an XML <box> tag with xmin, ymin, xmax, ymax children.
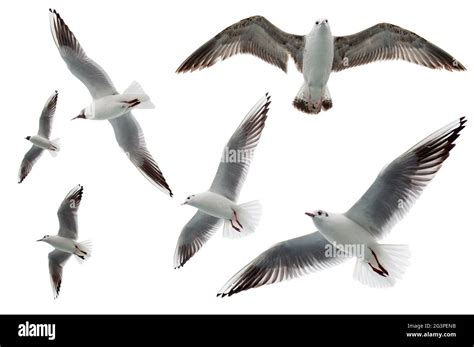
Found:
<box><xmin>36</xmin><ymin>239</ymin><xmax>43</xmax><ymax>242</ymax></box>
<box><xmin>72</xmin><ymin>115</ymin><xmax>85</xmax><ymax>121</ymax></box>
<box><xmin>181</xmin><ymin>201</ymin><xmax>188</xmax><ymax>206</ymax></box>
<box><xmin>305</xmin><ymin>212</ymin><xmax>315</xmax><ymax>217</ymax></box>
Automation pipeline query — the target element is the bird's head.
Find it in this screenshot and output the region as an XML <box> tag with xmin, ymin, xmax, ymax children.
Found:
<box><xmin>72</xmin><ymin>108</ymin><xmax>87</xmax><ymax>121</ymax></box>
<box><xmin>305</xmin><ymin>209</ymin><xmax>330</xmax><ymax>226</ymax></box>
<box><xmin>181</xmin><ymin>194</ymin><xmax>197</xmax><ymax>206</ymax></box>
<box><xmin>314</xmin><ymin>18</ymin><xmax>329</xmax><ymax>27</ymax></box>
<box><xmin>25</xmin><ymin>136</ymin><xmax>31</xmax><ymax>141</ymax></box>
<box><xmin>313</xmin><ymin>18</ymin><xmax>330</xmax><ymax>34</ymax></box>
<box><xmin>37</xmin><ymin>235</ymin><xmax>51</xmax><ymax>242</ymax></box>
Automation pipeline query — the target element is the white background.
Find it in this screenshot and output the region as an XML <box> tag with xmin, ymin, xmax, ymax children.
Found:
<box><xmin>0</xmin><ymin>0</ymin><xmax>472</xmax><ymax>314</ymax></box>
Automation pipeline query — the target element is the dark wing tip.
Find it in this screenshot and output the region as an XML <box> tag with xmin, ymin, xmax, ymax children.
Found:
<box><xmin>174</xmin><ymin>244</ymin><xmax>193</xmax><ymax>269</ymax></box>
<box><xmin>137</xmin><ymin>155</ymin><xmax>173</xmax><ymax>197</ymax></box>
<box><xmin>176</xmin><ymin>37</ymin><xmax>219</xmax><ymax>73</ymax></box>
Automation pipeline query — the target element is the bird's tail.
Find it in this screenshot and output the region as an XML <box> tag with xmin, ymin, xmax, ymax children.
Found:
<box><xmin>353</xmin><ymin>244</ymin><xmax>410</xmax><ymax>288</ymax></box>
<box><xmin>123</xmin><ymin>81</ymin><xmax>155</xmax><ymax>109</ymax></box>
<box><xmin>48</xmin><ymin>138</ymin><xmax>61</xmax><ymax>157</ymax></box>
<box><xmin>74</xmin><ymin>240</ymin><xmax>93</xmax><ymax>264</ymax></box>
<box><xmin>293</xmin><ymin>83</ymin><xmax>332</xmax><ymax>114</ymax></box>
<box><xmin>223</xmin><ymin>200</ymin><xmax>262</xmax><ymax>239</ymax></box>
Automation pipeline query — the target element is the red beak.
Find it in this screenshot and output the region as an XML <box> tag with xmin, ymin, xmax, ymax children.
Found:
<box><xmin>305</xmin><ymin>212</ymin><xmax>315</xmax><ymax>217</ymax></box>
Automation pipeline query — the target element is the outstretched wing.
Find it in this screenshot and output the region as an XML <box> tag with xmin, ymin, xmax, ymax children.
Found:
<box><xmin>109</xmin><ymin>113</ymin><xmax>173</xmax><ymax>196</ymax></box>
<box><xmin>48</xmin><ymin>250</ymin><xmax>72</xmax><ymax>299</ymax></box>
<box><xmin>18</xmin><ymin>146</ymin><xmax>44</xmax><ymax>184</ymax></box>
<box><xmin>57</xmin><ymin>185</ymin><xmax>84</xmax><ymax>240</ymax></box>
<box><xmin>345</xmin><ymin>117</ymin><xmax>466</xmax><ymax>239</ymax></box>
<box><xmin>177</xmin><ymin>16</ymin><xmax>304</xmax><ymax>73</ymax></box>
<box><xmin>38</xmin><ymin>90</ymin><xmax>58</xmax><ymax>139</ymax></box>
<box><xmin>209</xmin><ymin>94</ymin><xmax>270</xmax><ymax>201</ymax></box>
<box><xmin>174</xmin><ymin>211</ymin><xmax>223</xmax><ymax>268</ymax></box>
<box><xmin>218</xmin><ymin>232</ymin><xmax>347</xmax><ymax>297</ymax></box>
<box><xmin>49</xmin><ymin>9</ymin><xmax>117</xmax><ymax>99</ymax></box>
<box><xmin>333</xmin><ymin>23</ymin><xmax>466</xmax><ymax>72</ymax></box>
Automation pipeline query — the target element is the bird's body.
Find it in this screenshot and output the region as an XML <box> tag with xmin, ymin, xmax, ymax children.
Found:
<box><xmin>218</xmin><ymin>117</ymin><xmax>466</xmax><ymax>297</ymax></box>
<box><xmin>186</xmin><ymin>191</ymin><xmax>236</xmax><ymax>220</ymax></box>
<box><xmin>297</xmin><ymin>20</ymin><xmax>334</xmax><ymax>113</ymax></box>
<box><xmin>27</xmin><ymin>135</ymin><xmax>59</xmax><ymax>151</ymax></box>
<box><xmin>312</xmin><ymin>212</ymin><xmax>375</xmax><ymax>251</ymax></box>
<box><xmin>77</xmin><ymin>81</ymin><xmax>155</xmax><ymax>121</ymax></box>
<box><xmin>177</xmin><ymin>16</ymin><xmax>466</xmax><ymax>114</ymax></box>
<box><xmin>309</xmin><ymin>211</ymin><xmax>397</xmax><ymax>278</ymax></box>
<box><xmin>41</xmin><ymin>235</ymin><xmax>78</xmax><ymax>254</ymax></box>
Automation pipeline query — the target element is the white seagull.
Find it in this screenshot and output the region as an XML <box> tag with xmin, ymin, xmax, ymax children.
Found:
<box><xmin>218</xmin><ymin>117</ymin><xmax>466</xmax><ymax>297</ymax></box>
<box><xmin>177</xmin><ymin>16</ymin><xmax>466</xmax><ymax>114</ymax></box>
<box><xmin>19</xmin><ymin>90</ymin><xmax>60</xmax><ymax>183</ymax></box>
<box><xmin>174</xmin><ymin>94</ymin><xmax>270</xmax><ymax>268</ymax></box>
<box><xmin>37</xmin><ymin>185</ymin><xmax>92</xmax><ymax>299</ymax></box>
<box><xmin>49</xmin><ymin>9</ymin><xmax>172</xmax><ymax>196</ymax></box>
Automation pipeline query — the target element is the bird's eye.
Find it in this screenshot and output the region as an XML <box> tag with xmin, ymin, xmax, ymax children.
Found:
<box><xmin>315</xmin><ymin>21</ymin><xmax>319</xmax><ymax>25</ymax></box>
<box><xmin>317</xmin><ymin>211</ymin><xmax>322</xmax><ymax>216</ymax></box>
<box><xmin>325</xmin><ymin>19</ymin><xmax>328</xmax><ymax>23</ymax></box>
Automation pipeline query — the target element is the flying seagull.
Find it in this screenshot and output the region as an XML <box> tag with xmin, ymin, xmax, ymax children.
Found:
<box><xmin>37</xmin><ymin>185</ymin><xmax>92</xmax><ymax>299</ymax></box>
<box><xmin>174</xmin><ymin>94</ymin><xmax>270</xmax><ymax>268</ymax></box>
<box><xmin>218</xmin><ymin>117</ymin><xmax>466</xmax><ymax>297</ymax></box>
<box><xmin>49</xmin><ymin>9</ymin><xmax>173</xmax><ymax>196</ymax></box>
<box><xmin>18</xmin><ymin>90</ymin><xmax>60</xmax><ymax>183</ymax></box>
<box><xmin>177</xmin><ymin>16</ymin><xmax>466</xmax><ymax>114</ymax></box>
<box><xmin>72</xmin><ymin>81</ymin><xmax>155</xmax><ymax>121</ymax></box>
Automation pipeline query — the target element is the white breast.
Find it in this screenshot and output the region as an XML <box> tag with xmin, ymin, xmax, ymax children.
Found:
<box><xmin>30</xmin><ymin>135</ymin><xmax>52</xmax><ymax>150</ymax></box>
<box><xmin>315</xmin><ymin>213</ymin><xmax>376</xmax><ymax>248</ymax></box>
<box><xmin>193</xmin><ymin>191</ymin><xmax>235</xmax><ymax>219</ymax></box>
<box><xmin>47</xmin><ymin>236</ymin><xmax>76</xmax><ymax>254</ymax></box>
<box><xmin>303</xmin><ymin>24</ymin><xmax>334</xmax><ymax>88</ymax></box>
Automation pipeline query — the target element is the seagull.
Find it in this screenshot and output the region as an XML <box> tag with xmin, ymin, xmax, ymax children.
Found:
<box><xmin>72</xmin><ymin>81</ymin><xmax>155</xmax><ymax>121</ymax></box>
<box><xmin>49</xmin><ymin>9</ymin><xmax>173</xmax><ymax>196</ymax></box>
<box><xmin>177</xmin><ymin>16</ymin><xmax>466</xmax><ymax>114</ymax></box>
<box><xmin>218</xmin><ymin>117</ymin><xmax>466</xmax><ymax>297</ymax></box>
<box><xmin>18</xmin><ymin>90</ymin><xmax>60</xmax><ymax>183</ymax></box>
<box><xmin>37</xmin><ymin>185</ymin><xmax>92</xmax><ymax>299</ymax></box>
<box><xmin>174</xmin><ymin>94</ymin><xmax>270</xmax><ymax>268</ymax></box>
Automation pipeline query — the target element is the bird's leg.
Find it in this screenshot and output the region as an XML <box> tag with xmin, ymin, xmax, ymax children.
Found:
<box><xmin>368</xmin><ymin>249</ymin><xmax>389</xmax><ymax>277</ymax></box>
<box><xmin>368</xmin><ymin>263</ymin><xmax>387</xmax><ymax>277</ymax></box>
<box><xmin>230</xmin><ymin>210</ymin><xmax>243</xmax><ymax>232</ymax></box>
<box><xmin>74</xmin><ymin>245</ymin><xmax>87</xmax><ymax>256</ymax></box>
<box><xmin>233</xmin><ymin>210</ymin><xmax>243</xmax><ymax>229</ymax></box>
<box><xmin>126</xmin><ymin>99</ymin><xmax>141</xmax><ymax>108</ymax></box>
<box><xmin>230</xmin><ymin>220</ymin><xmax>241</xmax><ymax>232</ymax></box>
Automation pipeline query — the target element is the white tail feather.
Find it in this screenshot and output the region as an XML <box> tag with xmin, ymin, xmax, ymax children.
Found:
<box><xmin>74</xmin><ymin>240</ymin><xmax>93</xmax><ymax>264</ymax></box>
<box><xmin>123</xmin><ymin>81</ymin><xmax>155</xmax><ymax>109</ymax></box>
<box><xmin>353</xmin><ymin>244</ymin><xmax>410</xmax><ymax>288</ymax></box>
<box><xmin>223</xmin><ymin>200</ymin><xmax>262</xmax><ymax>239</ymax></box>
